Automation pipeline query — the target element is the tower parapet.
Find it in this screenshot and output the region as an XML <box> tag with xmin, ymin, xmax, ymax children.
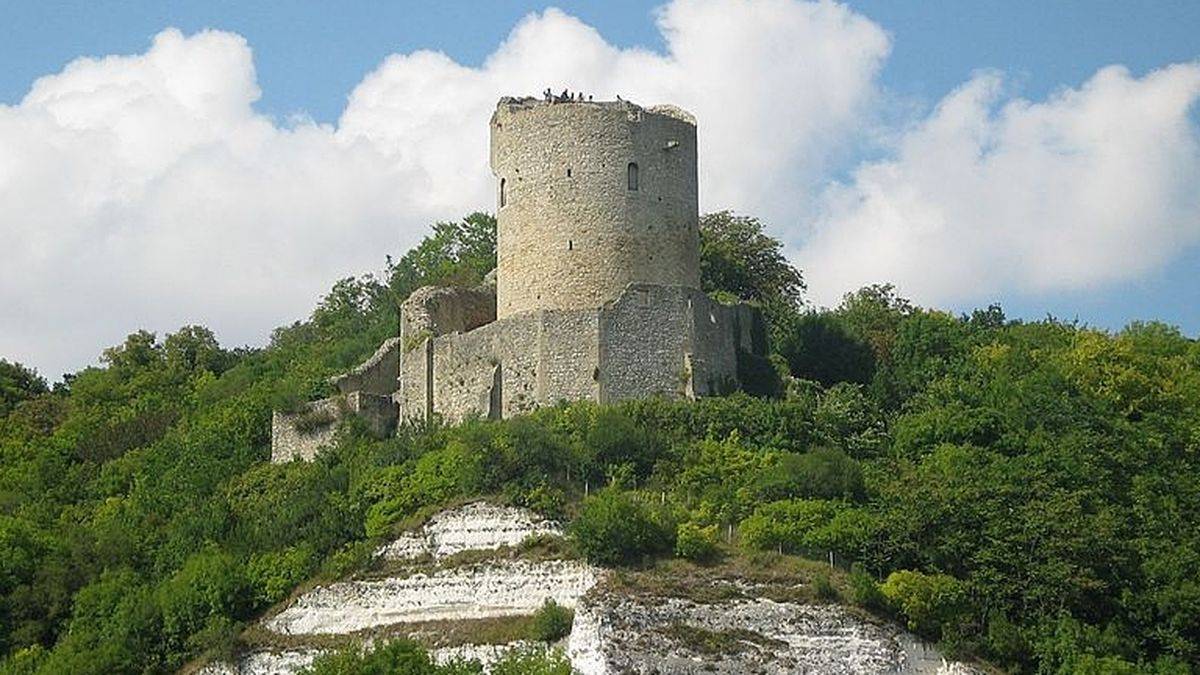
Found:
<box><xmin>490</xmin><ymin>98</ymin><xmax>701</xmax><ymax>319</ymax></box>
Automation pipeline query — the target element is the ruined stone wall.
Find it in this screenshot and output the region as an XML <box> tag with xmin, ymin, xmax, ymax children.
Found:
<box><xmin>399</xmin><ymin>284</ymin><xmax>496</xmax><ymax>345</ymax></box>
<box><xmin>271</xmin><ymin>397</ymin><xmax>343</xmax><ymax>462</ymax></box>
<box><xmin>597</xmin><ymin>285</ymin><xmax>759</xmax><ymax>404</ymax></box>
<box><xmin>398</xmin><ymin>309</ymin><xmax>601</xmax><ymax>424</ymax></box>
<box><xmin>491</xmin><ymin>99</ymin><xmax>700</xmax><ymax>319</ymax></box>
<box><xmin>271</xmin><ymin>392</ymin><xmax>397</xmax><ymax>463</ymax></box>
<box><xmin>332</xmin><ymin>337</ymin><xmax>400</xmax><ymax>397</ymax></box>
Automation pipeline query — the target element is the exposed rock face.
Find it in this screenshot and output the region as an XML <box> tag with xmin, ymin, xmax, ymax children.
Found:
<box><xmin>197</xmin><ymin>649</ymin><xmax>320</xmax><ymax>675</ymax></box>
<box><xmin>376</xmin><ymin>501</ymin><xmax>561</xmax><ymax>561</ymax></box>
<box><xmin>431</xmin><ymin>641</ymin><xmax>545</xmax><ymax>669</ymax></box>
<box><xmin>266</xmin><ymin>559</ymin><xmax>597</xmax><ymax>635</ymax></box>
<box><xmin>567</xmin><ymin>594</ymin><xmax>980</xmax><ymax>674</ymax></box>
<box><xmin>201</xmin><ymin>501</ymin><xmax>982</xmax><ymax>675</ymax></box>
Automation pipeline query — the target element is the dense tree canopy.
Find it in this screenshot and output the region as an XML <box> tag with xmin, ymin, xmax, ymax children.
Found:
<box><xmin>0</xmin><ymin>212</ymin><xmax>1197</xmax><ymax>674</ymax></box>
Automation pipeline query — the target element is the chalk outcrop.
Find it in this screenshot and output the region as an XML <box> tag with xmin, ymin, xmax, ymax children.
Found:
<box><xmin>200</xmin><ymin>501</ymin><xmax>982</xmax><ymax>675</ymax></box>
<box><xmin>376</xmin><ymin>501</ymin><xmax>561</xmax><ymax>561</ymax></box>
<box><xmin>567</xmin><ymin>594</ymin><xmax>981</xmax><ymax>674</ymax></box>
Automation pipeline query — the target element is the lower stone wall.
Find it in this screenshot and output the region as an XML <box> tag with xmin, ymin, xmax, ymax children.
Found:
<box><xmin>394</xmin><ymin>283</ymin><xmax>762</xmax><ymax>425</ymax></box>
<box><xmin>271</xmin><ymin>397</ymin><xmax>343</xmax><ymax>463</ymax></box>
<box><xmin>271</xmin><ymin>392</ymin><xmax>397</xmax><ymax>463</ymax></box>
<box><xmin>598</xmin><ymin>285</ymin><xmax>758</xmax><ymax>403</ymax></box>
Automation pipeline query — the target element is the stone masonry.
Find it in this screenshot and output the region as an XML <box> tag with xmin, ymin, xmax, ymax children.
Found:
<box><xmin>271</xmin><ymin>96</ymin><xmax>766</xmax><ymax>461</ymax></box>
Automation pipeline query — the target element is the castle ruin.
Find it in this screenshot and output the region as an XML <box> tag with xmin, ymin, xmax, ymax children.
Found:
<box><xmin>272</xmin><ymin>96</ymin><xmax>767</xmax><ymax>462</ymax></box>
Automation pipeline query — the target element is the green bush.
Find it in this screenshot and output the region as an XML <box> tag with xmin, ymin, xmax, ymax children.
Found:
<box><xmin>880</xmin><ymin>570</ymin><xmax>968</xmax><ymax>639</ymax></box>
<box><xmin>246</xmin><ymin>544</ymin><xmax>315</xmax><ymax>605</ymax></box>
<box><xmin>753</xmin><ymin>447</ymin><xmax>865</xmax><ymax>501</ymax></box>
<box><xmin>570</xmin><ymin>487</ymin><xmax>672</xmax><ymax>566</ymax></box>
<box><xmin>301</xmin><ymin>638</ymin><xmax>476</xmax><ymax>674</ymax></box>
<box><xmin>528</xmin><ymin>599</ymin><xmax>573</xmax><ymax>643</ymax></box>
<box><xmin>848</xmin><ymin>563</ymin><xmax>886</xmax><ymax>611</ymax></box>
<box><xmin>674</xmin><ymin>522</ymin><xmax>720</xmax><ymax>563</ymax></box>
<box><xmin>490</xmin><ymin>647</ymin><xmax>572</xmax><ymax>675</ymax></box>
<box><xmin>739</xmin><ymin>499</ymin><xmax>840</xmax><ymax>553</ymax></box>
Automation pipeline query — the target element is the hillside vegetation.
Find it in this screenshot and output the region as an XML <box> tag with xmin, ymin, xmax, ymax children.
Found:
<box><xmin>1</xmin><ymin>212</ymin><xmax>1198</xmax><ymax>674</ymax></box>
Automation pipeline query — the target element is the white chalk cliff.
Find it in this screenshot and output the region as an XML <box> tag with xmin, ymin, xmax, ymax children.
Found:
<box><xmin>199</xmin><ymin>502</ymin><xmax>981</xmax><ymax>674</ymax></box>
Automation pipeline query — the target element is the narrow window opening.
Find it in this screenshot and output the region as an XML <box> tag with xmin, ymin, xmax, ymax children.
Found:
<box><xmin>567</xmin><ymin>167</ymin><xmax>572</xmax><ymax>178</ymax></box>
<box><xmin>627</xmin><ymin>162</ymin><xmax>639</xmax><ymax>191</ymax></box>
<box><xmin>568</xmin><ymin>240</ymin><xmax>573</xmax><ymax>251</ymax></box>
<box><xmin>499</xmin><ymin>178</ymin><xmax>506</xmax><ymax>208</ymax></box>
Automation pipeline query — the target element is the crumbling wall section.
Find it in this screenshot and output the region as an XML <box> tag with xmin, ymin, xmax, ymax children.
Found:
<box><xmin>597</xmin><ymin>285</ymin><xmax>692</xmax><ymax>402</ymax></box>
<box><xmin>271</xmin><ymin>392</ymin><xmax>396</xmax><ymax>463</ymax></box>
<box><xmin>400</xmin><ymin>284</ymin><xmax>496</xmax><ymax>346</ymax></box>
<box><xmin>271</xmin><ymin>397</ymin><xmax>343</xmax><ymax>463</ymax></box>
<box><xmin>331</xmin><ymin>337</ymin><xmax>401</xmax><ymax>396</ymax></box>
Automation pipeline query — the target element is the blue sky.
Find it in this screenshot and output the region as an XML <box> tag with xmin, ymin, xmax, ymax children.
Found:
<box><xmin>7</xmin><ymin>1</ymin><xmax>1197</xmax><ymax>121</ymax></box>
<box><xmin>1</xmin><ymin>1</ymin><xmax>1198</xmax><ymax>377</ymax></box>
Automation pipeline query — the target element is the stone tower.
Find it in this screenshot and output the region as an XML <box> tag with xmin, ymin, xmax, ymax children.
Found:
<box><xmin>490</xmin><ymin>98</ymin><xmax>702</xmax><ymax>319</ymax></box>
<box><xmin>272</xmin><ymin>96</ymin><xmax>769</xmax><ymax>462</ymax></box>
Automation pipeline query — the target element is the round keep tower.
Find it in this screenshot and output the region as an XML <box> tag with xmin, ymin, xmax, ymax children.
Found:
<box><xmin>490</xmin><ymin>97</ymin><xmax>701</xmax><ymax>319</ymax></box>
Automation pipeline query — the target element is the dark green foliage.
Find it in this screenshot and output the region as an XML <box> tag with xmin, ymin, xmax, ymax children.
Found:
<box><xmin>735</xmin><ymin>349</ymin><xmax>783</xmax><ymax>397</ymax></box>
<box><xmin>698</xmin><ymin>211</ymin><xmax>804</xmax><ymax>308</ymax></box>
<box><xmin>570</xmin><ymin>487</ymin><xmax>674</xmax><ymax>565</ymax></box>
<box><xmin>848</xmin><ymin>563</ymin><xmax>885</xmax><ymax>611</ymax></box>
<box><xmin>529</xmin><ymin>599</ymin><xmax>573</xmax><ymax>642</ymax></box>
<box><xmin>387</xmin><ymin>212</ymin><xmax>497</xmax><ymax>297</ymax></box>
<box><xmin>301</xmin><ymin>638</ymin><xmax>477</xmax><ymax>675</ymax></box>
<box><xmin>0</xmin><ymin>361</ymin><xmax>47</xmax><ymax>418</ymax></box>
<box><xmin>775</xmin><ymin>312</ymin><xmax>875</xmax><ymax>386</ymax></box>
<box><xmin>753</xmin><ymin>447</ymin><xmax>864</xmax><ymax>501</ymax></box>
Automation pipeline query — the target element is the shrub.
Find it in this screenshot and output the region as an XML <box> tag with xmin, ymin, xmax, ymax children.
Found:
<box><xmin>880</xmin><ymin>570</ymin><xmax>968</xmax><ymax>639</ymax></box>
<box><xmin>246</xmin><ymin>544</ymin><xmax>316</xmax><ymax>606</ymax></box>
<box><xmin>848</xmin><ymin>563</ymin><xmax>886</xmax><ymax>610</ymax></box>
<box><xmin>529</xmin><ymin>599</ymin><xmax>573</xmax><ymax>642</ymax></box>
<box><xmin>490</xmin><ymin>647</ymin><xmax>572</xmax><ymax>675</ymax></box>
<box><xmin>301</xmin><ymin>638</ymin><xmax>474</xmax><ymax>675</ymax></box>
<box><xmin>739</xmin><ymin>499</ymin><xmax>840</xmax><ymax>553</ymax></box>
<box><xmin>754</xmin><ymin>447</ymin><xmax>865</xmax><ymax>501</ymax></box>
<box><xmin>156</xmin><ymin>548</ymin><xmax>250</xmax><ymax>666</ymax></box>
<box><xmin>674</xmin><ymin>522</ymin><xmax>720</xmax><ymax>563</ymax></box>
<box><xmin>570</xmin><ymin>488</ymin><xmax>671</xmax><ymax>565</ymax></box>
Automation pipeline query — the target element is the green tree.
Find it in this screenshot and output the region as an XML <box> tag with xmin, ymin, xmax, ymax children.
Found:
<box><xmin>699</xmin><ymin>211</ymin><xmax>804</xmax><ymax>308</ymax></box>
<box><xmin>388</xmin><ymin>212</ymin><xmax>497</xmax><ymax>296</ymax></box>
<box><xmin>0</xmin><ymin>361</ymin><xmax>48</xmax><ymax>418</ymax></box>
<box><xmin>775</xmin><ymin>312</ymin><xmax>875</xmax><ymax>386</ymax></box>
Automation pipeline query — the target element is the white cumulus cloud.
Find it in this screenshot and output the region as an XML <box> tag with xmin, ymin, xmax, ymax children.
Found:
<box><xmin>4</xmin><ymin>1</ymin><xmax>1198</xmax><ymax>379</ymax></box>
<box><xmin>799</xmin><ymin>63</ymin><xmax>1200</xmax><ymax>306</ymax></box>
<box><xmin>0</xmin><ymin>1</ymin><xmax>889</xmax><ymax>379</ymax></box>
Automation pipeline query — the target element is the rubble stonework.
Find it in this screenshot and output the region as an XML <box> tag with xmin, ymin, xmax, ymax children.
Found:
<box><xmin>271</xmin><ymin>97</ymin><xmax>766</xmax><ymax>461</ymax></box>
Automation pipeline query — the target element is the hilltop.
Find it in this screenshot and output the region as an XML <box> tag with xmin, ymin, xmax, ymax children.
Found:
<box><xmin>1</xmin><ymin>212</ymin><xmax>1198</xmax><ymax>673</ymax></box>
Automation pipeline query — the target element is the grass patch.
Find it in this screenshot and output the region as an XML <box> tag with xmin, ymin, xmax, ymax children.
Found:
<box><xmin>603</xmin><ymin>549</ymin><xmax>850</xmax><ymax>605</ymax></box>
<box><xmin>660</xmin><ymin>623</ymin><xmax>788</xmax><ymax>655</ymax></box>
